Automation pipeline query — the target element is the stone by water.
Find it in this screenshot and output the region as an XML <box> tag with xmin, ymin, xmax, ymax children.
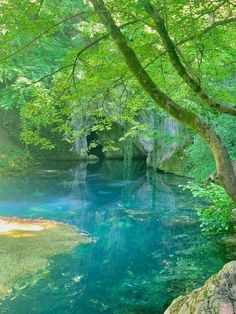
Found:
<box><xmin>0</xmin><ymin>160</ymin><xmax>231</xmax><ymax>313</ymax></box>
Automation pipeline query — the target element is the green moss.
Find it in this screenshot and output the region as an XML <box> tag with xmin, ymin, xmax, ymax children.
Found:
<box><xmin>158</xmin><ymin>145</ymin><xmax>190</xmax><ymax>176</ymax></box>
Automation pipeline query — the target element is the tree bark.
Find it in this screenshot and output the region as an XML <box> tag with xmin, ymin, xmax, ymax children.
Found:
<box><xmin>90</xmin><ymin>0</ymin><xmax>236</xmax><ymax>203</ymax></box>
<box><xmin>145</xmin><ymin>3</ymin><xmax>236</xmax><ymax>117</ymax></box>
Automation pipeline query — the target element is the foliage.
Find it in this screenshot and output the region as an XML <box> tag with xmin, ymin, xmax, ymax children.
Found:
<box><xmin>188</xmin><ymin>115</ymin><xmax>236</xmax><ymax>181</ymax></box>
<box><xmin>0</xmin><ymin>0</ymin><xmax>235</xmax><ymax>189</ymax></box>
<box><xmin>0</xmin><ymin>141</ymin><xmax>32</xmax><ymax>173</ymax></box>
<box><xmin>0</xmin><ymin>0</ymin><xmax>235</xmax><ymax>152</ymax></box>
<box><xmin>188</xmin><ymin>136</ymin><xmax>215</xmax><ymax>181</ymax></box>
<box><xmin>184</xmin><ymin>182</ymin><xmax>235</xmax><ymax>234</ymax></box>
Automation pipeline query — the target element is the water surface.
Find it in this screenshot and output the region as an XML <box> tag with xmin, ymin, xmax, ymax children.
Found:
<box><xmin>0</xmin><ymin>161</ymin><xmax>228</xmax><ymax>313</ymax></box>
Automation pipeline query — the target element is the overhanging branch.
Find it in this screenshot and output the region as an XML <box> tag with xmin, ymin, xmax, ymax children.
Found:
<box><xmin>145</xmin><ymin>2</ymin><xmax>236</xmax><ymax>117</ymax></box>
<box><xmin>90</xmin><ymin>0</ymin><xmax>236</xmax><ymax>203</ymax></box>
<box><xmin>0</xmin><ymin>10</ymin><xmax>89</xmax><ymax>63</ymax></box>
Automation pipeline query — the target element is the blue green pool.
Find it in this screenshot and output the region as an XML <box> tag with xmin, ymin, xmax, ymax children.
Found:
<box><xmin>0</xmin><ymin>161</ymin><xmax>228</xmax><ymax>313</ymax></box>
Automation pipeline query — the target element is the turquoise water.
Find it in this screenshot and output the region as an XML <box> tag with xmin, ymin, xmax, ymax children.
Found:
<box><xmin>0</xmin><ymin>161</ymin><xmax>228</xmax><ymax>313</ymax></box>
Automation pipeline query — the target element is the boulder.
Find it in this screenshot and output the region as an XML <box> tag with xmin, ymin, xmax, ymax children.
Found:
<box><xmin>164</xmin><ymin>261</ymin><xmax>236</xmax><ymax>314</ymax></box>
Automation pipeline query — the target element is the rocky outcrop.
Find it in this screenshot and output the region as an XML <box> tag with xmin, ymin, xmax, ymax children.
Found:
<box><xmin>164</xmin><ymin>261</ymin><xmax>236</xmax><ymax>314</ymax></box>
<box><xmin>136</xmin><ymin>111</ymin><xmax>189</xmax><ymax>172</ymax></box>
<box><xmin>72</xmin><ymin>115</ymin><xmax>89</xmax><ymax>159</ymax></box>
<box><xmin>71</xmin><ymin>109</ymin><xmax>188</xmax><ymax>170</ymax></box>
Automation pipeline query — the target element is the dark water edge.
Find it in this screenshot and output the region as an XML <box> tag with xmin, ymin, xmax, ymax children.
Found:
<box><xmin>0</xmin><ymin>160</ymin><xmax>229</xmax><ymax>314</ymax></box>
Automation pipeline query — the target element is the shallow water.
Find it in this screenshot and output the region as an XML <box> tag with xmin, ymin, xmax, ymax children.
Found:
<box><xmin>0</xmin><ymin>160</ymin><xmax>228</xmax><ymax>313</ymax></box>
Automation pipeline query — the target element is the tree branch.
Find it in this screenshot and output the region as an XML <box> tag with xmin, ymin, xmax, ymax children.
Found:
<box><xmin>1</xmin><ymin>63</ymin><xmax>73</xmax><ymax>98</ymax></box>
<box><xmin>1</xmin><ymin>20</ymin><xmax>138</xmax><ymax>97</ymax></box>
<box><xmin>145</xmin><ymin>3</ymin><xmax>236</xmax><ymax>117</ymax></box>
<box><xmin>90</xmin><ymin>0</ymin><xmax>236</xmax><ymax>202</ymax></box>
<box><xmin>0</xmin><ymin>11</ymin><xmax>89</xmax><ymax>63</ymax></box>
<box><xmin>70</xmin><ymin>19</ymin><xmax>139</xmax><ymax>79</ymax></box>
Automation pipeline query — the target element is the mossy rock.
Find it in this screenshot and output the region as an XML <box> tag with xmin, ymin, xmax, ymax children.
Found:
<box><xmin>0</xmin><ymin>217</ymin><xmax>92</xmax><ymax>300</ymax></box>
<box><xmin>157</xmin><ymin>145</ymin><xmax>190</xmax><ymax>176</ymax></box>
<box><xmin>164</xmin><ymin>261</ymin><xmax>236</xmax><ymax>314</ymax></box>
<box><xmin>166</xmin><ymin>216</ymin><xmax>198</xmax><ymax>228</ymax></box>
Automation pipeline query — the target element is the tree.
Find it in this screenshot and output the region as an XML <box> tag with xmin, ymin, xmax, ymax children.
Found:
<box><xmin>90</xmin><ymin>0</ymin><xmax>236</xmax><ymax>202</ymax></box>
<box><xmin>145</xmin><ymin>3</ymin><xmax>236</xmax><ymax>117</ymax></box>
<box><xmin>0</xmin><ymin>0</ymin><xmax>235</xmax><ymax>202</ymax></box>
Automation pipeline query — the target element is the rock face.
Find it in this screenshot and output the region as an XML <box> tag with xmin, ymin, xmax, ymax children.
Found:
<box><xmin>136</xmin><ymin>112</ymin><xmax>190</xmax><ymax>174</ymax></box>
<box><xmin>72</xmin><ymin>115</ymin><xmax>89</xmax><ymax>159</ymax></box>
<box><xmin>137</xmin><ymin>111</ymin><xmax>183</xmax><ymax>166</ymax></box>
<box><xmin>72</xmin><ymin>109</ymin><xmax>188</xmax><ymax>172</ymax></box>
<box><xmin>164</xmin><ymin>261</ymin><xmax>236</xmax><ymax>314</ymax></box>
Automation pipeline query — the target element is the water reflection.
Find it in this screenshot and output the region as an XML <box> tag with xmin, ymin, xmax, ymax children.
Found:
<box><xmin>0</xmin><ymin>160</ymin><xmax>228</xmax><ymax>314</ymax></box>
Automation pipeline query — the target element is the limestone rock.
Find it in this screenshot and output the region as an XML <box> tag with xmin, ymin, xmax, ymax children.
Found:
<box><xmin>164</xmin><ymin>261</ymin><xmax>236</xmax><ymax>314</ymax></box>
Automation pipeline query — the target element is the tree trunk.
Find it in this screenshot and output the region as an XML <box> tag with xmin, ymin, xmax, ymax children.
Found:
<box><xmin>90</xmin><ymin>0</ymin><xmax>236</xmax><ymax>203</ymax></box>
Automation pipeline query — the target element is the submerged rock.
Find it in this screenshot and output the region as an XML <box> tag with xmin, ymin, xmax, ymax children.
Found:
<box><xmin>164</xmin><ymin>261</ymin><xmax>236</xmax><ymax>314</ymax></box>
<box><xmin>166</xmin><ymin>216</ymin><xmax>197</xmax><ymax>227</ymax></box>
<box><xmin>123</xmin><ymin>208</ymin><xmax>158</xmax><ymax>221</ymax></box>
<box><xmin>0</xmin><ymin>217</ymin><xmax>91</xmax><ymax>300</ymax></box>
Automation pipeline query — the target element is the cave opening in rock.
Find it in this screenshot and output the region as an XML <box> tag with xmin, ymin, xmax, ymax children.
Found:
<box><xmin>87</xmin><ymin>131</ymin><xmax>105</xmax><ymax>160</ymax></box>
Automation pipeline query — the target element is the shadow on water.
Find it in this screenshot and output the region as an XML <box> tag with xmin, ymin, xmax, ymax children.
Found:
<box><xmin>0</xmin><ymin>160</ymin><xmax>229</xmax><ymax>314</ymax></box>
